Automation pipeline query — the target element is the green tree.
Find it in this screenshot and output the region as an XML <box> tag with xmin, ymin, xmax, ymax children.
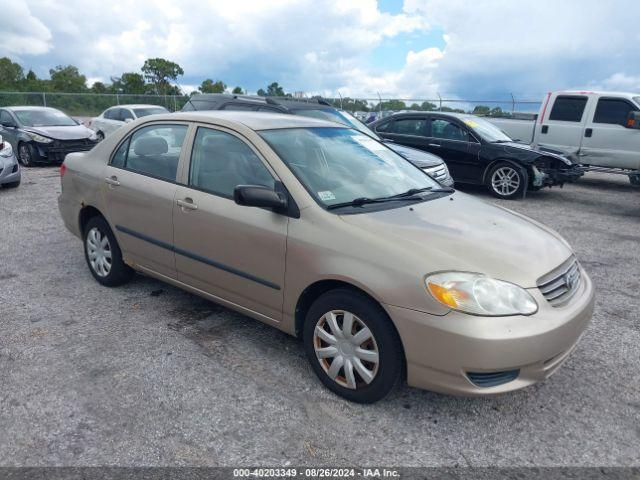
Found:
<box><xmin>264</xmin><ymin>82</ymin><xmax>285</xmax><ymax>96</ymax></box>
<box><xmin>141</xmin><ymin>58</ymin><xmax>184</xmax><ymax>95</ymax></box>
<box><xmin>375</xmin><ymin>99</ymin><xmax>406</xmax><ymax>111</ymax></box>
<box><xmin>473</xmin><ymin>105</ymin><xmax>490</xmax><ymax>115</ymax></box>
<box><xmin>256</xmin><ymin>88</ymin><xmax>267</xmax><ymax>96</ymax></box>
<box><xmin>111</xmin><ymin>72</ymin><xmax>146</xmax><ymax>94</ymax></box>
<box><xmin>23</xmin><ymin>69</ymin><xmax>42</xmax><ymax>91</ymax></box>
<box><xmin>420</xmin><ymin>101</ymin><xmax>437</xmax><ymax>111</ymax></box>
<box><xmin>232</xmin><ymin>86</ymin><xmax>243</xmax><ymax>94</ymax></box>
<box><xmin>199</xmin><ymin>79</ymin><xmax>226</xmax><ymax>93</ymax></box>
<box><xmin>0</xmin><ymin>57</ymin><xmax>24</xmax><ymax>89</ymax></box>
<box><xmin>340</xmin><ymin>97</ymin><xmax>369</xmax><ymax>112</ymax></box>
<box><xmin>90</xmin><ymin>81</ymin><xmax>108</xmax><ymax>94</ymax></box>
<box><xmin>49</xmin><ymin>65</ymin><xmax>87</xmax><ymax>92</ymax></box>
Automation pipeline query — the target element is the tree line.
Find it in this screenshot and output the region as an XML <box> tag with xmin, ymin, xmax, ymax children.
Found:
<box><xmin>0</xmin><ymin>56</ymin><xmax>514</xmax><ymax>117</ymax></box>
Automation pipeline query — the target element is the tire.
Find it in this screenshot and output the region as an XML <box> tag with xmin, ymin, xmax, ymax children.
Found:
<box><xmin>2</xmin><ymin>179</ymin><xmax>20</xmax><ymax>188</ymax></box>
<box><xmin>486</xmin><ymin>161</ymin><xmax>527</xmax><ymax>199</ymax></box>
<box><xmin>18</xmin><ymin>142</ymin><xmax>39</xmax><ymax>167</ymax></box>
<box><xmin>303</xmin><ymin>289</ymin><xmax>404</xmax><ymax>403</ymax></box>
<box><xmin>83</xmin><ymin>216</ymin><xmax>133</xmax><ymax>287</ymax></box>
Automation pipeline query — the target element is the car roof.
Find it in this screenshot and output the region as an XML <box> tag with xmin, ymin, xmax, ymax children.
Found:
<box><xmin>159</xmin><ymin>110</ymin><xmax>347</xmax><ymax>130</ymax></box>
<box><xmin>6</xmin><ymin>106</ymin><xmax>62</xmax><ymax>112</ymax></box>
<box><xmin>186</xmin><ymin>94</ymin><xmax>334</xmax><ymax>111</ymax></box>
<box><xmin>109</xmin><ymin>104</ymin><xmax>168</xmax><ymax>109</ymax></box>
<box><xmin>380</xmin><ymin>111</ymin><xmax>475</xmax><ymax>121</ymax></box>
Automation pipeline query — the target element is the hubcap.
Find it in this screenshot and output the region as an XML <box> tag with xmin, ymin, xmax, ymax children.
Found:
<box><xmin>19</xmin><ymin>145</ymin><xmax>31</xmax><ymax>165</ymax></box>
<box><xmin>491</xmin><ymin>166</ymin><xmax>521</xmax><ymax>196</ymax></box>
<box><xmin>86</xmin><ymin>227</ymin><xmax>112</xmax><ymax>277</ymax></box>
<box><xmin>313</xmin><ymin>310</ymin><xmax>379</xmax><ymax>389</ymax></box>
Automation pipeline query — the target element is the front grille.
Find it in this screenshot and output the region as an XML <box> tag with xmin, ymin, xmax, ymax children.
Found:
<box><xmin>423</xmin><ymin>165</ymin><xmax>448</xmax><ymax>181</ymax></box>
<box><xmin>537</xmin><ymin>256</ymin><xmax>581</xmax><ymax>307</ymax></box>
<box><xmin>466</xmin><ymin>370</ymin><xmax>519</xmax><ymax>388</ymax></box>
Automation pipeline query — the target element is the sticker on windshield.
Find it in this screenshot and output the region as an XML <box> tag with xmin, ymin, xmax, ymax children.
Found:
<box><xmin>354</xmin><ymin>135</ymin><xmax>388</xmax><ymax>152</ymax></box>
<box><xmin>463</xmin><ymin>120</ymin><xmax>478</xmax><ymax>128</ymax></box>
<box><xmin>318</xmin><ymin>191</ymin><xmax>336</xmax><ymax>201</ymax></box>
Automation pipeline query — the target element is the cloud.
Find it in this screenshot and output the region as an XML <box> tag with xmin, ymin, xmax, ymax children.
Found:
<box><xmin>2</xmin><ymin>0</ymin><xmax>640</xmax><ymax>99</ymax></box>
<box><xmin>0</xmin><ymin>1</ymin><xmax>51</xmax><ymax>57</ymax></box>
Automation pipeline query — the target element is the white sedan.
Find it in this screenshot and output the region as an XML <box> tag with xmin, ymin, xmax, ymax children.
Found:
<box><xmin>90</xmin><ymin>104</ymin><xmax>169</xmax><ymax>139</ymax></box>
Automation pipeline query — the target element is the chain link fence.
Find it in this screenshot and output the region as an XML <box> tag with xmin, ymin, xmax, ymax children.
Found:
<box><xmin>0</xmin><ymin>91</ymin><xmax>542</xmax><ymax>121</ymax></box>
<box><xmin>0</xmin><ymin>92</ymin><xmax>189</xmax><ymax>116</ymax></box>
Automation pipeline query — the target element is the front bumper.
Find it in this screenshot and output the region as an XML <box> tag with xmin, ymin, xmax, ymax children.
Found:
<box><xmin>387</xmin><ymin>267</ymin><xmax>595</xmax><ymax>395</ymax></box>
<box><xmin>0</xmin><ymin>155</ymin><xmax>21</xmax><ymax>185</ymax></box>
<box><xmin>34</xmin><ymin>139</ymin><xmax>98</xmax><ymax>164</ymax></box>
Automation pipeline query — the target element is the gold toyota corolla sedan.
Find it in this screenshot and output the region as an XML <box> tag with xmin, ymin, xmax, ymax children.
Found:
<box><xmin>58</xmin><ymin>111</ymin><xmax>595</xmax><ymax>403</ymax></box>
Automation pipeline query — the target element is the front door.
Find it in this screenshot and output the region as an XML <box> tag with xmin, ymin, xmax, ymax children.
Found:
<box><xmin>426</xmin><ymin>117</ymin><xmax>481</xmax><ymax>183</ymax></box>
<box><xmin>173</xmin><ymin>125</ymin><xmax>288</xmax><ymax>322</ymax></box>
<box><xmin>101</xmin><ymin>122</ymin><xmax>190</xmax><ymax>279</ymax></box>
<box><xmin>579</xmin><ymin>97</ymin><xmax>640</xmax><ymax>170</ymax></box>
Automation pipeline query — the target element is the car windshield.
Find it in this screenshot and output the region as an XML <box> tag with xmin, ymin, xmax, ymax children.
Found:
<box><xmin>133</xmin><ymin>107</ymin><xmax>169</xmax><ymax>117</ymax></box>
<box><xmin>295</xmin><ymin>108</ymin><xmax>382</xmax><ymax>140</ymax></box>
<box><xmin>14</xmin><ymin>109</ymin><xmax>76</xmax><ymax>127</ymax></box>
<box><xmin>259</xmin><ymin>127</ymin><xmax>440</xmax><ymax>209</ymax></box>
<box><xmin>460</xmin><ymin>116</ymin><xmax>512</xmax><ymax>142</ymax></box>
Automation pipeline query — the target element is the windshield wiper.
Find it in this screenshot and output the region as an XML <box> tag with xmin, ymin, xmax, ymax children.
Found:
<box><xmin>491</xmin><ymin>140</ymin><xmax>512</xmax><ymax>143</ymax></box>
<box><xmin>327</xmin><ymin>187</ymin><xmax>454</xmax><ymax>210</ymax></box>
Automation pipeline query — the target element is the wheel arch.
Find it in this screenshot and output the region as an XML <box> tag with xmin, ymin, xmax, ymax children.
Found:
<box><xmin>78</xmin><ymin>204</ymin><xmax>106</xmax><ymax>234</ymax></box>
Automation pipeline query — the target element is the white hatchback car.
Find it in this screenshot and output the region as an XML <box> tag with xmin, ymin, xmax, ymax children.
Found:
<box><xmin>90</xmin><ymin>105</ymin><xmax>169</xmax><ymax>140</ymax></box>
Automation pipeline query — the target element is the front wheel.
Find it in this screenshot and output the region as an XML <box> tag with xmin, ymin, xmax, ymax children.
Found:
<box><xmin>303</xmin><ymin>289</ymin><xmax>404</xmax><ymax>403</ymax></box>
<box><xmin>18</xmin><ymin>143</ymin><xmax>39</xmax><ymax>167</ymax></box>
<box><xmin>83</xmin><ymin>216</ymin><xmax>133</xmax><ymax>287</ymax></box>
<box><xmin>487</xmin><ymin>162</ymin><xmax>526</xmax><ymax>199</ymax></box>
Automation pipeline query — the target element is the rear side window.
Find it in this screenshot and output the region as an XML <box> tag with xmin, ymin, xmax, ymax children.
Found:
<box><xmin>120</xmin><ymin>109</ymin><xmax>134</xmax><ymax>121</ymax></box>
<box><xmin>103</xmin><ymin>108</ymin><xmax>116</xmax><ymax>120</ymax></box>
<box><xmin>189</xmin><ymin>127</ymin><xmax>274</xmax><ymax>198</ymax></box>
<box><xmin>549</xmin><ymin>96</ymin><xmax>587</xmax><ymax>122</ymax></box>
<box><xmin>123</xmin><ymin>124</ymin><xmax>188</xmax><ymax>181</ymax></box>
<box><xmin>593</xmin><ymin>98</ymin><xmax>637</xmax><ymax>127</ymax></box>
<box><xmin>386</xmin><ymin>118</ymin><xmax>426</xmax><ymax>136</ymax></box>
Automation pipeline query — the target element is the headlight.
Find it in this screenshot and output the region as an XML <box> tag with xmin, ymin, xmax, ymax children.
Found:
<box><xmin>425</xmin><ymin>272</ymin><xmax>538</xmax><ymax>316</ymax></box>
<box><xmin>27</xmin><ymin>132</ymin><xmax>53</xmax><ymax>143</ymax></box>
<box><xmin>0</xmin><ymin>142</ymin><xmax>13</xmax><ymax>158</ymax></box>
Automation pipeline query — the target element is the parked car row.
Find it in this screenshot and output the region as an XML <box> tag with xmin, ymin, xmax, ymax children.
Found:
<box><xmin>58</xmin><ymin>110</ymin><xmax>595</xmax><ymax>403</ymax></box>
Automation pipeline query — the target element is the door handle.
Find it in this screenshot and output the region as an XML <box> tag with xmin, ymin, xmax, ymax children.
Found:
<box><xmin>584</xmin><ymin>128</ymin><xmax>593</xmax><ymax>138</ymax></box>
<box><xmin>177</xmin><ymin>198</ymin><xmax>198</xmax><ymax>211</ymax></box>
<box><xmin>428</xmin><ymin>143</ymin><xmax>441</xmax><ymax>147</ymax></box>
<box><xmin>104</xmin><ymin>176</ymin><xmax>120</xmax><ymax>186</ymax></box>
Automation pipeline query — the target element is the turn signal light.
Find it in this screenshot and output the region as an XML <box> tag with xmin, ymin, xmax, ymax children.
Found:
<box><xmin>427</xmin><ymin>282</ymin><xmax>459</xmax><ymax>308</ymax></box>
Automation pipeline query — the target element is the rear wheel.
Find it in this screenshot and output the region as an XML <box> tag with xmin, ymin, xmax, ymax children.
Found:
<box><xmin>487</xmin><ymin>162</ymin><xmax>526</xmax><ymax>199</ymax></box>
<box><xmin>303</xmin><ymin>289</ymin><xmax>404</xmax><ymax>403</ymax></box>
<box><xmin>83</xmin><ymin>216</ymin><xmax>133</xmax><ymax>287</ymax></box>
<box><xmin>18</xmin><ymin>142</ymin><xmax>39</xmax><ymax>167</ymax></box>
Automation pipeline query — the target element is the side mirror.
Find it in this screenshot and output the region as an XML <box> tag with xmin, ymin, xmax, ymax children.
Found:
<box><xmin>626</xmin><ymin>111</ymin><xmax>640</xmax><ymax>129</ymax></box>
<box><xmin>124</xmin><ymin>118</ymin><xmax>134</xmax><ymax>124</ymax></box>
<box><xmin>234</xmin><ymin>185</ymin><xmax>287</xmax><ymax>211</ymax></box>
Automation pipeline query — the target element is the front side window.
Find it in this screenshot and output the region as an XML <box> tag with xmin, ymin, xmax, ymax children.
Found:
<box><xmin>0</xmin><ymin>110</ymin><xmax>14</xmax><ymax>125</ymax></box>
<box><xmin>125</xmin><ymin>124</ymin><xmax>187</xmax><ymax>181</ymax></box>
<box><xmin>189</xmin><ymin>127</ymin><xmax>275</xmax><ymax>198</ymax></box>
<box><xmin>120</xmin><ymin>109</ymin><xmax>134</xmax><ymax>121</ymax></box>
<box><xmin>430</xmin><ymin>119</ymin><xmax>469</xmax><ymax>141</ymax></box>
<box><xmin>593</xmin><ymin>99</ymin><xmax>636</xmax><ymax>127</ymax></box>
<box><xmin>549</xmin><ymin>96</ymin><xmax>588</xmax><ymax>122</ymax></box>
<box><xmin>386</xmin><ymin>118</ymin><xmax>426</xmax><ymax>136</ymax></box>
<box><xmin>13</xmin><ymin>108</ymin><xmax>76</xmax><ymax>127</ymax></box>
<box><xmin>103</xmin><ymin>109</ymin><xmax>116</xmax><ymax>120</ymax></box>
<box><xmin>259</xmin><ymin>127</ymin><xmax>439</xmax><ymax>209</ymax></box>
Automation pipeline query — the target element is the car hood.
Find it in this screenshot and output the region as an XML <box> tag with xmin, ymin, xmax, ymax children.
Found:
<box><xmin>492</xmin><ymin>141</ymin><xmax>573</xmax><ymax>165</ymax></box>
<box><xmin>24</xmin><ymin>124</ymin><xmax>94</xmax><ymax>140</ymax></box>
<box><xmin>339</xmin><ymin>192</ymin><xmax>571</xmax><ymax>288</ymax></box>
<box><xmin>384</xmin><ymin>141</ymin><xmax>444</xmax><ymax>168</ymax></box>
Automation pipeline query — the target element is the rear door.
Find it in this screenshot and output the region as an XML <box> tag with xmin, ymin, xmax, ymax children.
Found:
<box><xmin>579</xmin><ymin>96</ymin><xmax>640</xmax><ymax>169</ymax></box>
<box><xmin>426</xmin><ymin>116</ymin><xmax>482</xmax><ymax>183</ymax></box>
<box><xmin>374</xmin><ymin>116</ymin><xmax>428</xmax><ymax>151</ymax></box>
<box><xmin>104</xmin><ymin>108</ymin><xmax>124</xmax><ymax>136</ymax></box>
<box><xmin>537</xmin><ymin>94</ymin><xmax>589</xmax><ymax>152</ymax></box>
<box><xmin>172</xmin><ymin>125</ymin><xmax>288</xmax><ymax>321</ymax></box>
<box><xmin>101</xmin><ymin>122</ymin><xmax>191</xmax><ymax>279</ymax></box>
<box><xmin>0</xmin><ymin>110</ymin><xmax>19</xmax><ymax>148</ymax></box>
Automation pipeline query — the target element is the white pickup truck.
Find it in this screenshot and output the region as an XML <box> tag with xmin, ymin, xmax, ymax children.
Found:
<box><xmin>488</xmin><ymin>91</ymin><xmax>640</xmax><ymax>184</ymax></box>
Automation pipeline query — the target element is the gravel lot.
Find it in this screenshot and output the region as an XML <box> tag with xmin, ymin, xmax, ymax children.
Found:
<box><xmin>0</xmin><ymin>167</ymin><xmax>639</xmax><ymax>467</ymax></box>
